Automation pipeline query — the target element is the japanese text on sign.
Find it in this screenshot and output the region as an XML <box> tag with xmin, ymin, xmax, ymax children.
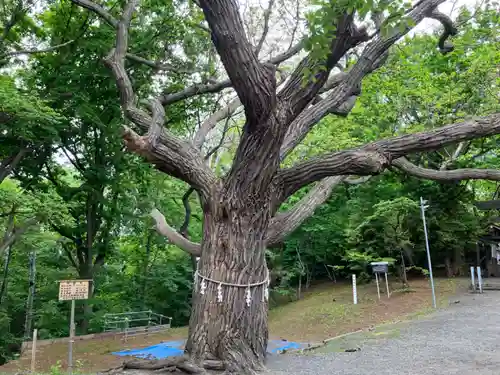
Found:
<box><xmin>58</xmin><ymin>280</ymin><xmax>91</xmax><ymax>301</ymax></box>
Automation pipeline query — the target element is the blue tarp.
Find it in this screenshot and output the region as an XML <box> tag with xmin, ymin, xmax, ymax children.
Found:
<box><xmin>112</xmin><ymin>339</ymin><xmax>309</xmax><ymax>359</ymax></box>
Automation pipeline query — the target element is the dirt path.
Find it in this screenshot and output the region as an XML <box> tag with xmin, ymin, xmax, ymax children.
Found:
<box><xmin>266</xmin><ymin>290</ymin><xmax>500</xmax><ymax>375</ymax></box>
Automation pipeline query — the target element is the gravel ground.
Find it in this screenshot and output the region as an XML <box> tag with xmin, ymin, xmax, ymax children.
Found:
<box><xmin>264</xmin><ymin>291</ymin><xmax>500</xmax><ymax>375</ymax></box>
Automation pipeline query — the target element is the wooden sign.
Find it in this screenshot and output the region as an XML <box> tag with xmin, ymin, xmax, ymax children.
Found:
<box><xmin>58</xmin><ymin>280</ymin><xmax>91</xmax><ymax>301</ymax></box>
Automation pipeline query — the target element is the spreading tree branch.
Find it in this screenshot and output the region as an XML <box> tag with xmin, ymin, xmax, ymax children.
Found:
<box><xmin>266</xmin><ymin>176</ymin><xmax>345</xmax><ymax>246</ymax></box>
<box><xmin>0</xmin><ymin>217</ymin><xmax>38</xmax><ymax>257</ymax></box>
<box><xmin>151</xmin><ymin>209</ymin><xmax>201</xmax><ymax>256</ymax></box>
<box><xmin>198</xmin><ymin>0</ymin><xmax>277</xmax><ymax>126</ymax></box>
<box><xmin>194</xmin><ymin>70</ymin><xmax>290</xmax><ymax>151</ymax></box>
<box><xmin>70</xmin><ymin>0</ymin><xmax>116</xmax><ymax>27</ymax></box>
<box><xmin>393</xmin><ymin>157</ymin><xmax>500</xmax><ymax>181</ymax></box>
<box><xmin>266</xmin><ymin>174</ymin><xmax>372</xmax><ymax>246</ymax></box>
<box><xmin>254</xmin><ymin>0</ymin><xmax>275</xmax><ymax>56</ymax></box>
<box><xmin>73</xmin><ymin>0</ymin><xmax>216</xmax><ymax>194</ymax></box>
<box><xmin>193</xmin><ymin>97</ymin><xmax>241</xmax><ymax>150</ymax></box>
<box><xmin>280</xmin><ymin>0</ymin><xmax>447</xmax><ymax>159</ymax></box>
<box><xmin>278</xmin><ymin>112</ymin><xmax>500</xmax><ymax>199</ymax></box>
<box><xmin>428</xmin><ymin>10</ymin><xmax>458</xmax><ymax>54</ymax></box>
<box><xmin>278</xmin><ymin>15</ymin><xmax>369</xmax><ymax>123</ymax></box>
<box><xmin>2</xmin><ymin>40</ymin><xmax>75</xmax><ymax>58</ymax></box>
<box><xmin>0</xmin><ymin>147</ymin><xmax>29</xmax><ymax>183</ymax></box>
<box><xmin>160</xmin><ymin>38</ymin><xmax>304</xmax><ymax>105</ymax></box>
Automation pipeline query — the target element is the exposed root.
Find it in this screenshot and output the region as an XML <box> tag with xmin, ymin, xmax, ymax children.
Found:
<box><xmin>99</xmin><ymin>356</ymin><xmax>227</xmax><ymax>375</ymax></box>
<box><xmin>202</xmin><ymin>360</ymin><xmax>226</xmax><ymax>371</ymax></box>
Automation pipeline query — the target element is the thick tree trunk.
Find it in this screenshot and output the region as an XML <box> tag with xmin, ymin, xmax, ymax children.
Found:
<box><xmin>23</xmin><ymin>251</ymin><xmax>36</xmax><ymax>340</ymax></box>
<box><xmin>452</xmin><ymin>247</ymin><xmax>463</xmax><ymax>276</ymax></box>
<box><xmin>400</xmin><ymin>251</ymin><xmax>408</xmax><ymax>287</ymax></box>
<box><xmin>185</xmin><ymin>204</ymin><xmax>269</xmax><ymax>374</ymax></box>
<box><xmin>0</xmin><ymin>246</ymin><xmax>12</xmax><ymax>305</ymax></box>
<box><xmin>444</xmin><ymin>256</ymin><xmax>453</xmax><ymax>277</ymax></box>
<box><xmin>78</xmin><ymin>265</ymin><xmax>94</xmax><ymax>334</ymax></box>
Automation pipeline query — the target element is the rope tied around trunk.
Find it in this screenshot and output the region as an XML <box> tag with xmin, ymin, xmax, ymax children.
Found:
<box><xmin>194</xmin><ymin>269</ymin><xmax>270</xmax><ymax>306</ymax></box>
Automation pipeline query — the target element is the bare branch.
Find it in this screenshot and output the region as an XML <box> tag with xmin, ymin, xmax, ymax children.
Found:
<box><xmin>278</xmin><ymin>112</ymin><xmax>500</xmax><ymax>199</ymax></box>
<box><xmin>266</xmin><ymin>176</ymin><xmax>345</xmax><ymax>246</ymax></box>
<box><xmin>266</xmin><ymin>172</ymin><xmax>373</xmax><ymax>245</ymax></box>
<box><xmin>280</xmin><ymin>93</ymin><xmax>357</xmax><ymax>161</ymax></box>
<box><xmin>193</xmin><ymin>97</ymin><xmax>241</xmax><ymax>150</ymax></box>
<box><xmin>161</xmin><ymin>38</ymin><xmax>304</xmax><ymax>105</ymax></box>
<box><xmin>344</xmin><ymin>175</ymin><xmax>372</xmax><ymax>184</ymax></box>
<box><xmin>439</xmin><ymin>141</ymin><xmax>468</xmax><ymax>170</ymax></box>
<box><xmin>181</xmin><ymin>115</ymin><xmax>233</xmax><ymax>238</ymax></box>
<box><xmin>254</xmin><ymin>0</ymin><xmax>275</xmax><ymax>56</ymax></box>
<box><xmin>70</xmin><ymin>0</ymin><xmax>116</xmax><ymax>27</ymax></box>
<box><xmin>428</xmin><ymin>10</ymin><xmax>458</xmax><ymax>54</ymax></box>
<box><xmin>122</xmin><ymin>127</ymin><xmax>215</xmax><ymax>194</ymax></box>
<box><xmin>393</xmin><ymin>157</ymin><xmax>500</xmax><ymax>182</ymax></box>
<box><xmin>63</xmin><ymin>244</ymin><xmax>79</xmax><ymax>270</ymax></box>
<box><xmin>70</xmin><ymin>0</ymin><xmax>203</xmax><ymax>76</ymax></box>
<box><xmin>278</xmin><ymin>15</ymin><xmax>369</xmax><ymax>123</ymax></box>
<box><xmin>3</xmin><ymin>40</ymin><xmax>74</xmax><ymax>57</ymax></box>
<box><xmin>145</xmin><ymin>98</ymin><xmax>164</xmax><ymax>148</ymax></box>
<box><xmin>179</xmin><ymin>187</ymin><xmax>195</xmax><ymax>236</ymax></box>
<box><xmin>125</xmin><ymin>53</ymin><xmax>202</xmax><ymax>75</ymax></box>
<box><xmin>161</xmin><ymin>80</ymin><xmax>233</xmax><ymax>105</ymax></box>
<box><xmin>151</xmin><ymin>209</ymin><xmax>201</xmax><ymax>256</ymax></box>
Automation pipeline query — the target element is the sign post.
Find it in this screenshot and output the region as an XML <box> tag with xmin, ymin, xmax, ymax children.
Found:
<box><xmin>352</xmin><ymin>274</ymin><xmax>357</xmax><ymax>305</ymax></box>
<box><xmin>420</xmin><ymin>197</ymin><xmax>437</xmax><ymax>309</ymax></box>
<box><xmin>470</xmin><ymin>266</ymin><xmax>476</xmax><ymax>292</ymax></box>
<box><xmin>370</xmin><ymin>262</ymin><xmax>390</xmax><ymax>299</ymax></box>
<box><xmin>30</xmin><ymin>328</ymin><xmax>37</xmax><ymax>373</ymax></box>
<box><xmin>476</xmin><ymin>266</ymin><xmax>483</xmax><ymax>293</ymax></box>
<box><xmin>58</xmin><ymin>280</ymin><xmax>91</xmax><ymax>375</ymax></box>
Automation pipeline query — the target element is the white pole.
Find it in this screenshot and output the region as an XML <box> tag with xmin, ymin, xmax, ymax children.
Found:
<box><xmin>375</xmin><ymin>273</ymin><xmax>381</xmax><ymax>300</ymax></box>
<box><xmin>476</xmin><ymin>266</ymin><xmax>483</xmax><ymax>293</ymax></box>
<box><xmin>420</xmin><ymin>197</ymin><xmax>437</xmax><ymax>309</ymax></box>
<box><xmin>384</xmin><ymin>272</ymin><xmax>390</xmax><ymax>298</ymax></box>
<box><xmin>470</xmin><ymin>266</ymin><xmax>476</xmax><ymax>292</ymax></box>
<box><xmin>68</xmin><ymin>299</ymin><xmax>75</xmax><ymax>375</ymax></box>
<box><xmin>352</xmin><ymin>274</ymin><xmax>357</xmax><ymax>305</ymax></box>
<box><xmin>30</xmin><ymin>328</ymin><xmax>37</xmax><ymax>373</ymax></box>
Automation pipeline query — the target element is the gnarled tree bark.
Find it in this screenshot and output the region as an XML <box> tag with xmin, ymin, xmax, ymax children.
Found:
<box><xmin>185</xmin><ymin>190</ymin><xmax>270</xmax><ymax>373</ymax></box>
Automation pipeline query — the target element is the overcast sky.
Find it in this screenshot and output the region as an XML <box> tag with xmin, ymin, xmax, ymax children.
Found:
<box><xmin>413</xmin><ymin>0</ymin><xmax>482</xmax><ymax>33</ymax></box>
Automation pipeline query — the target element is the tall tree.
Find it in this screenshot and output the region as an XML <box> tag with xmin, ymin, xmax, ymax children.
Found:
<box><xmin>64</xmin><ymin>0</ymin><xmax>500</xmax><ymax>372</ymax></box>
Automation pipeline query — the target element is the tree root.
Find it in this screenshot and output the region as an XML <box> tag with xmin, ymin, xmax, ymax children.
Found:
<box><xmin>99</xmin><ymin>356</ymin><xmax>226</xmax><ymax>374</ymax></box>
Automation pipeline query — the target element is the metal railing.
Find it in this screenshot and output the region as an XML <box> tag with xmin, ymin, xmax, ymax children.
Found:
<box><xmin>103</xmin><ymin>310</ymin><xmax>172</xmax><ymax>340</ymax></box>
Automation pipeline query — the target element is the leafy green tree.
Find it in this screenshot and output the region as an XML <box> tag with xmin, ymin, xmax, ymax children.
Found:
<box><xmin>18</xmin><ymin>0</ymin><xmax>210</xmax><ymax>332</ymax></box>
<box><xmin>0</xmin><ymin>75</ymin><xmax>63</xmax><ymax>184</ymax></box>
<box><xmin>349</xmin><ymin>197</ymin><xmax>420</xmax><ymax>285</ymax></box>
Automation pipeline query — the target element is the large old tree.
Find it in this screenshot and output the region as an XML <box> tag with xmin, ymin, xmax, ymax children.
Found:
<box><xmin>67</xmin><ymin>0</ymin><xmax>499</xmax><ymax>372</ymax></box>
